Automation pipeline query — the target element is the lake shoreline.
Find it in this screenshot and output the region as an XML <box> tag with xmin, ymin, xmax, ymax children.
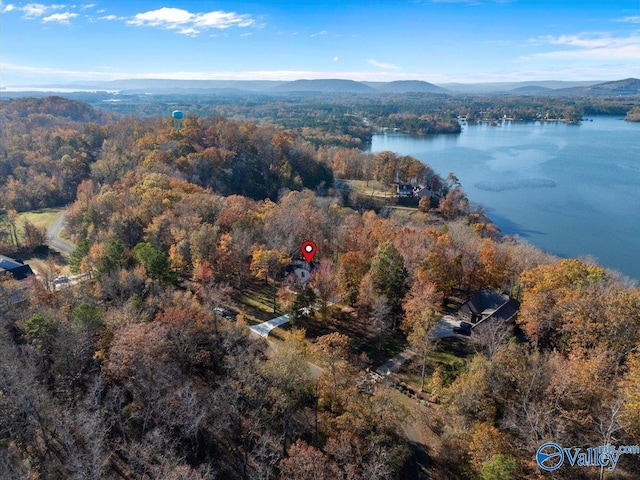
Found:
<box><xmin>367</xmin><ymin>116</ymin><xmax>640</xmax><ymax>281</ymax></box>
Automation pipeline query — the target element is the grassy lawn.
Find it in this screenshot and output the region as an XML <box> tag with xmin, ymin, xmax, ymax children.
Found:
<box><xmin>236</xmin><ymin>281</ymin><xmax>282</xmax><ymax>325</ymax></box>
<box><xmin>1</xmin><ymin>208</ymin><xmax>69</xmax><ymax>274</ymax></box>
<box><xmin>2</xmin><ymin>208</ymin><xmax>64</xmax><ymax>243</ymax></box>
<box><xmin>396</xmin><ymin>337</ymin><xmax>473</xmax><ymax>394</ymax></box>
<box><xmin>19</xmin><ymin>208</ymin><xmax>64</xmax><ymax>230</ymax></box>
<box><xmin>343</xmin><ymin>179</ymin><xmax>395</xmax><ymax>196</ymax></box>
<box><xmin>294</xmin><ymin>304</ymin><xmax>409</xmax><ymax>367</ymax></box>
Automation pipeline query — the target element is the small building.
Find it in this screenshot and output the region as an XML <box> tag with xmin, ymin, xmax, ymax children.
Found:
<box><xmin>0</xmin><ymin>255</ymin><xmax>34</xmax><ymax>280</ymax></box>
<box><xmin>459</xmin><ymin>289</ymin><xmax>519</xmax><ymax>327</ymax></box>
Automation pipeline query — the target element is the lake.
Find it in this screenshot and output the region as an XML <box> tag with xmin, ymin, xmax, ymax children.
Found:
<box><xmin>368</xmin><ymin>116</ymin><xmax>640</xmax><ymax>281</ymax></box>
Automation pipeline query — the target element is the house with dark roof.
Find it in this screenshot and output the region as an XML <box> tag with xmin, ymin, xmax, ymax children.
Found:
<box><xmin>283</xmin><ymin>260</ymin><xmax>316</xmax><ymax>285</ymax></box>
<box><xmin>414</xmin><ymin>186</ymin><xmax>433</xmax><ymax>199</ymax></box>
<box><xmin>459</xmin><ymin>289</ymin><xmax>519</xmax><ymax>330</ymax></box>
<box><xmin>0</xmin><ymin>255</ymin><xmax>34</xmax><ymax>280</ymax></box>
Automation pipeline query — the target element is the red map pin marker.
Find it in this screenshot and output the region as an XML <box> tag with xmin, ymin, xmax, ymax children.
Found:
<box><xmin>301</xmin><ymin>240</ymin><xmax>317</xmax><ymax>263</ymax></box>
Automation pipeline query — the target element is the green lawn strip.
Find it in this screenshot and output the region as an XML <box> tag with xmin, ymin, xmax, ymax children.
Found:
<box><xmin>2</xmin><ymin>208</ymin><xmax>63</xmax><ymax>244</ymax></box>
<box><xmin>19</xmin><ymin>208</ymin><xmax>64</xmax><ymax>230</ymax></box>
<box><xmin>357</xmin><ymin>328</ymin><xmax>409</xmax><ymax>367</ymax></box>
<box><xmin>344</xmin><ymin>179</ymin><xmax>392</xmax><ymax>193</ymax></box>
<box><xmin>395</xmin><ymin>339</ymin><xmax>473</xmax><ymax>394</ymax></box>
<box><xmin>237</xmin><ymin>282</ymin><xmax>283</xmax><ymax>324</ymax></box>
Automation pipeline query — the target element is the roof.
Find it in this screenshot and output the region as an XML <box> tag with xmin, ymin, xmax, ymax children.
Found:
<box><xmin>459</xmin><ymin>289</ymin><xmax>520</xmax><ymax>327</ymax></box>
<box><xmin>415</xmin><ymin>187</ymin><xmax>432</xmax><ymax>198</ymax></box>
<box><xmin>460</xmin><ymin>290</ymin><xmax>509</xmax><ymax>316</ymax></box>
<box><xmin>0</xmin><ymin>255</ymin><xmax>34</xmax><ymax>280</ymax></box>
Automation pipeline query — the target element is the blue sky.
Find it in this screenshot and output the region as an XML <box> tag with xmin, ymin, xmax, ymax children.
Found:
<box><xmin>1</xmin><ymin>0</ymin><xmax>639</xmax><ymax>85</ymax></box>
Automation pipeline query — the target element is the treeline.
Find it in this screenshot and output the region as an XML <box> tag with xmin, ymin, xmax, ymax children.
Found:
<box><xmin>1</xmin><ymin>97</ymin><xmax>457</xmax><ymax>217</ymax></box>
<box><xmin>0</xmin><ymin>97</ymin><xmax>332</xmax><ymax>210</ymax></box>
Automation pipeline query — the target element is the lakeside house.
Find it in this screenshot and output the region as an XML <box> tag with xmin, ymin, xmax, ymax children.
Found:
<box><xmin>459</xmin><ymin>289</ymin><xmax>520</xmax><ymax>331</ymax></box>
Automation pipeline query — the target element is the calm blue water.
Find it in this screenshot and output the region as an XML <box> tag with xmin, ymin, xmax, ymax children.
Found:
<box><xmin>368</xmin><ymin>117</ymin><xmax>640</xmax><ymax>281</ymax></box>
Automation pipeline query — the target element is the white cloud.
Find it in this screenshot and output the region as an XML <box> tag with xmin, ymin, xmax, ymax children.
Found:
<box><xmin>310</xmin><ymin>30</ymin><xmax>328</xmax><ymax>37</ymax></box>
<box><xmin>179</xmin><ymin>27</ymin><xmax>200</xmax><ymax>37</ymax></box>
<box><xmin>523</xmin><ymin>33</ymin><xmax>640</xmax><ymax>61</ymax></box>
<box><xmin>616</xmin><ymin>15</ymin><xmax>640</xmax><ymax>24</ymax></box>
<box><xmin>81</xmin><ymin>3</ymin><xmax>95</xmax><ymax>9</ymax></box>
<box><xmin>42</xmin><ymin>12</ymin><xmax>78</xmax><ymax>24</ymax></box>
<box><xmin>4</xmin><ymin>3</ymin><xmax>69</xmax><ymax>18</ymax></box>
<box><xmin>333</xmin><ymin>56</ymin><xmax>339</xmax><ymax>62</ymax></box>
<box><xmin>368</xmin><ymin>59</ymin><xmax>400</xmax><ymax>69</ymax></box>
<box><xmin>127</xmin><ymin>7</ymin><xmax>255</xmax><ymax>35</ymax></box>
<box><xmin>22</xmin><ymin>3</ymin><xmax>67</xmax><ymax>18</ymax></box>
<box><xmin>129</xmin><ymin>7</ymin><xmax>192</xmax><ymax>27</ymax></box>
<box><xmin>98</xmin><ymin>15</ymin><xmax>125</xmax><ymax>21</ymax></box>
<box><xmin>194</xmin><ymin>10</ymin><xmax>254</xmax><ymax>28</ymax></box>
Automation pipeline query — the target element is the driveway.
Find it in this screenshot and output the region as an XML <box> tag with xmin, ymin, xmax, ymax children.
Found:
<box><xmin>249</xmin><ymin>314</ymin><xmax>290</xmax><ymax>337</ymax></box>
<box><xmin>47</xmin><ymin>213</ymin><xmax>75</xmax><ymax>253</ymax></box>
<box><xmin>430</xmin><ymin>315</ymin><xmax>468</xmax><ymax>340</ymax></box>
<box><xmin>376</xmin><ymin>349</ymin><xmax>416</xmax><ymax>375</ymax></box>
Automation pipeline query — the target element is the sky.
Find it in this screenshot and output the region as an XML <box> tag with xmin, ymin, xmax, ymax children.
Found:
<box><xmin>1</xmin><ymin>0</ymin><xmax>639</xmax><ymax>86</ymax></box>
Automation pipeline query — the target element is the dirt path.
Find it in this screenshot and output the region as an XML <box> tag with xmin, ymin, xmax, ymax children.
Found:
<box><xmin>401</xmin><ymin>401</ymin><xmax>445</xmax><ymax>479</ymax></box>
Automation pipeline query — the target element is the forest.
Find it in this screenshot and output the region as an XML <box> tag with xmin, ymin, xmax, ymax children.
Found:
<box><xmin>1</xmin><ymin>96</ymin><xmax>640</xmax><ymax>480</ymax></box>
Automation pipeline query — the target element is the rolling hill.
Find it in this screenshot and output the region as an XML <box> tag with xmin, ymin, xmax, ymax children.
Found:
<box><xmin>270</xmin><ymin>79</ymin><xmax>378</xmax><ymax>94</ymax></box>
<box><xmin>373</xmin><ymin>80</ymin><xmax>449</xmax><ymax>94</ymax></box>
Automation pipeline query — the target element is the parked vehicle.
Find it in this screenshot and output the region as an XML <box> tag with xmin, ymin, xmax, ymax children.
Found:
<box><xmin>453</xmin><ymin>321</ymin><xmax>472</xmax><ymax>336</ymax></box>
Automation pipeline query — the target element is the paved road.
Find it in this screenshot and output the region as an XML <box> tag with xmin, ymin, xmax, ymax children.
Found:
<box><xmin>47</xmin><ymin>213</ymin><xmax>75</xmax><ymax>253</ymax></box>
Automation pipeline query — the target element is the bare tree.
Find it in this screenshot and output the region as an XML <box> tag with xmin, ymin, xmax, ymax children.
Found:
<box><xmin>471</xmin><ymin>319</ymin><xmax>514</xmax><ymax>359</ymax></box>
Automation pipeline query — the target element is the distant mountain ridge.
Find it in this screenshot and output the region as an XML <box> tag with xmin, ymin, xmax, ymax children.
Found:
<box><xmin>7</xmin><ymin>78</ymin><xmax>639</xmax><ymax>96</ymax></box>
<box><xmin>586</xmin><ymin>78</ymin><xmax>640</xmax><ymax>95</ymax></box>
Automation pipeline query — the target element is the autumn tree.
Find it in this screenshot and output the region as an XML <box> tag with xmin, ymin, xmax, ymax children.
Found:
<box><xmin>0</xmin><ymin>272</ymin><xmax>23</xmax><ymax>311</ymax></box>
<box><xmin>250</xmin><ymin>247</ymin><xmax>290</xmax><ymax>285</ymax></box>
<box><xmin>262</xmin><ymin>329</ymin><xmax>313</xmax><ymax>456</ymax></box>
<box><xmin>621</xmin><ymin>349</ymin><xmax>640</xmax><ymax>438</ymax></box>
<box><xmin>315</xmin><ymin>332</ymin><xmax>353</xmax><ymax>413</ymax></box>
<box><xmin>467</xmin><ymin>423</ymin><xmax>509</xmax><ymax>473</ymax></box>
<box><xmin>22</xmin><ymin>219</ymin><xmax>47</xmax><ymax>251</ymax></box>
<box><xmin>279</xmin><ymin>439</ymin><xmax>340</xmax><ymax>480</ymax></box>
<box><xmin>404</xmin><ymin>280</ymin><xmax>440</xmax><ymax>390</ymax></box>
<box><xmin>370</xmin><ymin>241</ymin><xmax>409</xmax><ymax>322</ymax></box>
<box><xmin>337</xmin><ymin>251</ymin><xmax>369</xmax><ymax>305</ymax></box>
<box><xmin>518</xmin><ymin>259</ymin><xmax>608</xmax><ymax>350</ymax></box>
<box><xmin>310</xmin><ymin>258</ymin><xmax>337</xmax><ymax>321</ymax></box>
<box><xmin>439</xmin><ymin>186</ymin><xmax>469</xmax><ymax>219</ymax></box>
